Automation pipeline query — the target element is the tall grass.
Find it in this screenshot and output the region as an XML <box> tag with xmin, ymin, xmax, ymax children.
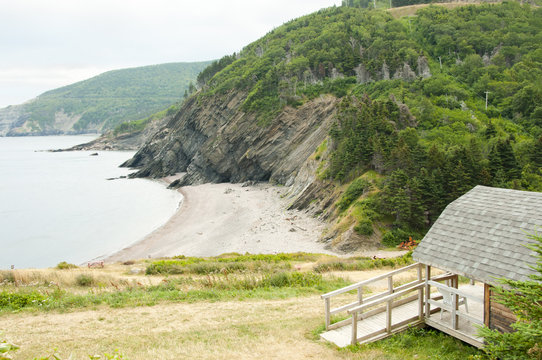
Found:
<box><xmin>0</xmin><ymin>269</ymin><xmax>121</xmax><ymax>288</ymax></box>
<box><xmin>145</xmin><ymin>253</ymin><xmax>320</xmax><ymax>275</ymax></box>
<box><xmin>313</xmin><ymin>252</ymin><xmax>413</xmax><ymax>273</ymax></box>
<box><xmin>0</xmin><ymin>271</ymin><xmax>349</xmax><ymax>313</ymax></box>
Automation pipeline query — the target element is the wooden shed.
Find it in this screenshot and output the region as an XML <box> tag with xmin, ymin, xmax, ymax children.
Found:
<box><xmin>320</xmin><ymin>185</ymin><xmax>540</xmax><ymax>348</ymax></box>
<box><xmin>412</xmin><ymin>185</ymin><xmax>540</xmax><ymax>343</ymax></box>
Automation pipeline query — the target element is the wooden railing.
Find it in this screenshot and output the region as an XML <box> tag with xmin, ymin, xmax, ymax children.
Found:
<box><xmin>348</xmin><ymin>282</ymin><xmax>425</xmax><ymax>344</ymax></box>
<box><xmin>426</xmin><ymin>280</ymin><xmax>484</xmax><ymax>329</ymax></box>
<box><xmin>321</xmin><ymin>262</ymin><xmax>424</xmax><ymax>332</ymax></box>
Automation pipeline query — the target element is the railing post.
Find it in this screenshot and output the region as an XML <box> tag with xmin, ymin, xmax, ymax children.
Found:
<box><xmin>386</xmin><ymin>300</ymin><xmax>392</xmax><ymax>333</ymax></box>
<box><xmin>387</xmin><ymin>275</ymin><xmax>393</xmax><ymax>332</ymax></box>
<box><xmin>357</xmin><ymin>286</ymin><xmax>363</xmax><ymax>318</ymax></box>
<box><xmin>425</xmin><ymin>265</ymin><xmax>431</xmax><ymax>318</ymax></box>
<box><xmin>325</xmin><ymin>297</ymin><xmax>330</xmax><ymax>330</ymax></box>
<box><xmin>418</xmin><ymin>264</ymin><xmax>424</xmax><ymax>321</ymax></box>
<box><xmin>451</xmin><ymin>289</ymin><xmax>458</xmax><ymax>330</ymax></box>
<box><xmin>351</xmin><ymin>312</ymin><xmax>358</xmax><ymax>345</ymax></box>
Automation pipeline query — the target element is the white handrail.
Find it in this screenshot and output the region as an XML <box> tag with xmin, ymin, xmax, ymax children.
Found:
<box><xmin>322</xmin><ymin>263</ymin><xmax>423</xmax><ymax>330</ymax></box>
<box><xmin>427</xmin><ymin>280</ymin><xmax>483</xmax><ymax>303</ymax></box>
<box><xmin>321</xmin><ymin>263</ymin><xmax>421</xmax><ymax>299</ymax></box>
<box><xmin>348</xmin><ymin>282</ymin><xmax>425</xmax><ymax>314</ymax></box>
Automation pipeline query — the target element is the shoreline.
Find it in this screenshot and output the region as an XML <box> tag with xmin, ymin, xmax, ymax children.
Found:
<box><xmin>104</xmin><ymin>181</ymin><xmax>337</xmax><ymax>263</ymax></box>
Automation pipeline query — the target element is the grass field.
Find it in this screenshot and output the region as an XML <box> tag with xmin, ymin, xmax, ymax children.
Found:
<box><xmin>0</xmin><ymin>253</ymin><xmax>484</xmax><ymax>359</ymax></box>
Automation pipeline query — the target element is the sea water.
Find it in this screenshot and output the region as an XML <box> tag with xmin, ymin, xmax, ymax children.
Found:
<box><xmin>0</xmin><ymin>136</ymin><xmax>182</xmax><ymax>269</ymax></box>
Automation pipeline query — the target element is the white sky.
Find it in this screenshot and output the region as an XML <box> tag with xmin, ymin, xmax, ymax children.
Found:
<box><xmin>0</xmin><ymin>0</ymin><xmax>342</xmax><ymax>108</ymax></box>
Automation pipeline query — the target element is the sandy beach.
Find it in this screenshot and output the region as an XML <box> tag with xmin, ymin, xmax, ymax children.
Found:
<box><xmin>105</xmin><ymin>182</ymin><xmax>335</xmax><ymax>262</ymax></box>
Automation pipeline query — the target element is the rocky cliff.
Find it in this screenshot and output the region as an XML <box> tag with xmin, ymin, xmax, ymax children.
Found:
<box><xmin>0</xmin><ymin>104</ymin><xmax>28</xmax><ymax>136</ymax></box>
<box><xmin>125</xmin><ymin>91</ymin><xmax>339</xmax><ymax>188</ymax></box>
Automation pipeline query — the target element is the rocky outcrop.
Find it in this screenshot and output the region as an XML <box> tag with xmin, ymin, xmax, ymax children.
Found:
<box><xmin>0</xmin><ymin>104</ymin><xmax>27</xmax><ymax>136</ymax></box>
<box><xmin>417</xmin><ymin>56</ymin><xmax>432</xmax><ymax>79</ymax></box>
<box><xmin>354</xmin><ymin>56</ymin><xmax>431</xmax><ymax>84</ymax></box>
<box><xmin>393</xmin><ymin>62</ymin><xmax>417</xmax><ymax>81</ymax></box>
<box><xmin>354</xmin><ymin>64</ymin><xmax>372</xmax><ymax>84</ymax></box>
<box><xmin>7</xmin><ymin>109</ymin><xmax>86</xmax><ymax>136</ymax></box>
<box><xmin>124</xmin><ymin>91</ymin><xmax>339</xmax><ymax>189</ymax></box>
<box><xmin>58</xmin><ymin>112</ymin><xmax>170</xmax><ymax>151</ymax></box>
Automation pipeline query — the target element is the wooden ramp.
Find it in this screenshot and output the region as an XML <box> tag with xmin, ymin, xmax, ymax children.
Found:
<box><xmin>320</xmin><ymin>263</ymin><xmax>425</xmax><ymax>347</ymax></box>
<box><xmin>320</xmin><ymin>263</ymin><xmax>486</xmax><ymax>348</ymax></box>
<box><xmin>321</xmin><ymin>299</ymin><xmax>422</xmax><ymax>347</ymax></box>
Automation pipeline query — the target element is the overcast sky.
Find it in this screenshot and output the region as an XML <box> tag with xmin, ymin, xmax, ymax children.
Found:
<box><xmin>0</xmin><ymin>0</ymin><xmax>342</xmax><ymax>108</ymax></box>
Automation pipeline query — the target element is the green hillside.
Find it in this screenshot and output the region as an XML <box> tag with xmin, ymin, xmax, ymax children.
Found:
<box><xmin>133</xmin><ymin>2</ymin><xmax>542</xmax><ymax>249</ymax></box>
<box><xmin>6</xmin><ymin>61</ymin><xmax>211</xmax><ymax>135</ymax></box>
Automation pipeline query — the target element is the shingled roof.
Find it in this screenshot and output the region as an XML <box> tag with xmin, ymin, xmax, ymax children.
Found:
<box><xmin>412</xmin><ymin>185</ymin><xmax>541</xmax><ymax>285</ymax></box>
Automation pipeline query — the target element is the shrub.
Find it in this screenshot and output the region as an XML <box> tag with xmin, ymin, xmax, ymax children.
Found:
<box><xmin>354</xmin><ymin>219</ymin><xmax>374</xmax><ymax>236</ymax></box>
<box><xmin>188</xmin><ymin>262</ymin><xmax>247</xmax><ymax>275</ymax></box>
<box><xmin>337</xmin><ymin>177</ymin><xmax>371</xmax><ymax>211</ymax></box>
<box><xmin>56</xmin><ymin>261</ymin><xmax>78</xmax><ymax>270</ymax></box>
<box><xmin>265</xmin><ymin>272</ymin><xmax>290</xmax><ymax>287</ymax></box>
<box><xmin>262</xmin><ymin>271</ymin><xmax>323</xmax><ymax>288</ymax></box>
<box><xmin>479</xmin><ymin>233</ymin><xmax>542</xmax><ymax>359</ymax></box>
<box><xmin>382</xmin><ymin>228</ymin><xmax>411</xmax><ymax>247</ymax></box>
<box><xmin>0</xmin><ymin>291</ymin><xmax>46</xmax><ymax>309</ymax></box>
<box><xmin>145</xmin><ymin>253</ymin><xmax>315</xmax><ymax>275</ymax></box>
<box><xmin>313</xmin><ymin>252</ymin><xmax>413</xmax><ymax>273</ymax></box>
<box><xmin>145</xmin><ymin>258</ymin><xmax>205</xmax><ymax>275</ymax></box>
<box><xmin>75</xmin><ymin>274</ymin><xmax>94</xmax><ymax>287</ymax></box>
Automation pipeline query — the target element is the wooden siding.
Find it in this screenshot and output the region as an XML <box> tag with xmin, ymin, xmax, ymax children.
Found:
<box><xmin>488</xmin><ymin>286</ymin><xmax>517</xmax><ymax>333</ymax></box>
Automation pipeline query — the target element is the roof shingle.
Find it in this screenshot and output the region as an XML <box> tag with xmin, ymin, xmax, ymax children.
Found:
<box><xmin>412</xmin><ymin>186</ymin><xmax>540</xmax><ymax>285</ymax></box>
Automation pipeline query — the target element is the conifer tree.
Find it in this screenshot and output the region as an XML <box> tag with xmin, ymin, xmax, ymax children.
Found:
<box><xmin>498</xmin><ymin>138</ymin><xmax>521</xmax><ymax>179</ymax></box>
<box><xmin>533</xmin><ymin>136</ymin><xmax>542</xmax><ymax>169</ymax></box>
<box><xmin>448</xmin><ymin>160</ymin><xmax>472</xmax><ymax>200</ymax></box>
<box><xmin>479</xmin><ymin>233</ymin><xmax>542</xmax><ymax>359</ymax></box>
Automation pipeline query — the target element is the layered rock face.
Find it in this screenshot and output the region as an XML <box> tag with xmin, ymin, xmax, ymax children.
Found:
<box><xmin>124</xmin><ymin>91</ymin><xmax>338</xmax><ymax>187</ymax></box>
<box><xmin>0</xmin><ymin>105</ymin><xmax>27</xmax><ymax>136</ymax></box>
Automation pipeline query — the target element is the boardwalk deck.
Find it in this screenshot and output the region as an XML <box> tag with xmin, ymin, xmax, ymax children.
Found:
<box><xmin>321</xmin><ymin>300</ymin><xmax>423</xmax><ymax>347</ymax></box>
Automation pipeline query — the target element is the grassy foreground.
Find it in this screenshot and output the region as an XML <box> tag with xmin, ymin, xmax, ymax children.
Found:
<box><xmin>0</xmin><ymin>253</ymin><xmax>484</xmax><ymax>359</ymax></box>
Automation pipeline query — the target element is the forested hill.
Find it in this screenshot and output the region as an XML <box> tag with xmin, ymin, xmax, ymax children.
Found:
<box><xmin>127</xmin><ymin>3</ymin><xmax>542</xmax><ymax>251</ymax></box>
<box><xmin>0</xmin><ymin>61</ymin><xmax>211</xmax><ymax>136</ymax></box>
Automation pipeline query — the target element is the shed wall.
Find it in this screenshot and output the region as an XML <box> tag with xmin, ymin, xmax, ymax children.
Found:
<box><xmin>488</xmin><ymin>286</ymin><xmax>517</xmax><ymax>333</ymax></box>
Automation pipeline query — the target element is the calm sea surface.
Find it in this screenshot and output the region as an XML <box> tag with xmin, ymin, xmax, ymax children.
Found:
<box><xmin>0</xmin><ymin>136</ymin><xmax>182</xmax><ymax>269</ymax></box>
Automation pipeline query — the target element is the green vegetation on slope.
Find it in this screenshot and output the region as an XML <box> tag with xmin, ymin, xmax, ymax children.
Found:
<box><xmin>199</xmin><ymin>7</ymin><xmax>423</xmax><ymax>124</ymax></box>
<box><xmin>111</xmin><ymin>101</ymin><xmax>181</xmax><ymax>137</ymax></box>
<box><xmin>193</xmin><ymin>3</ymin><xmax>542</xmax><ymax>246</ymax></box>
<box><xmin>17</xmin><ymin>61</ymin><xmax>212</xmax><ymax>134</ymax></box>
<box><xmin>322</xmin><ymin>3</ymin><xmax>542</xmax><ymax>242</ymax></box>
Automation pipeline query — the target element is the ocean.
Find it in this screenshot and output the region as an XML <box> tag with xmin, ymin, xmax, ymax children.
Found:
<box><xmin>0</xmin><ymin>136</ymin><xmax>182</xmax><ymax>269</ymax></box>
